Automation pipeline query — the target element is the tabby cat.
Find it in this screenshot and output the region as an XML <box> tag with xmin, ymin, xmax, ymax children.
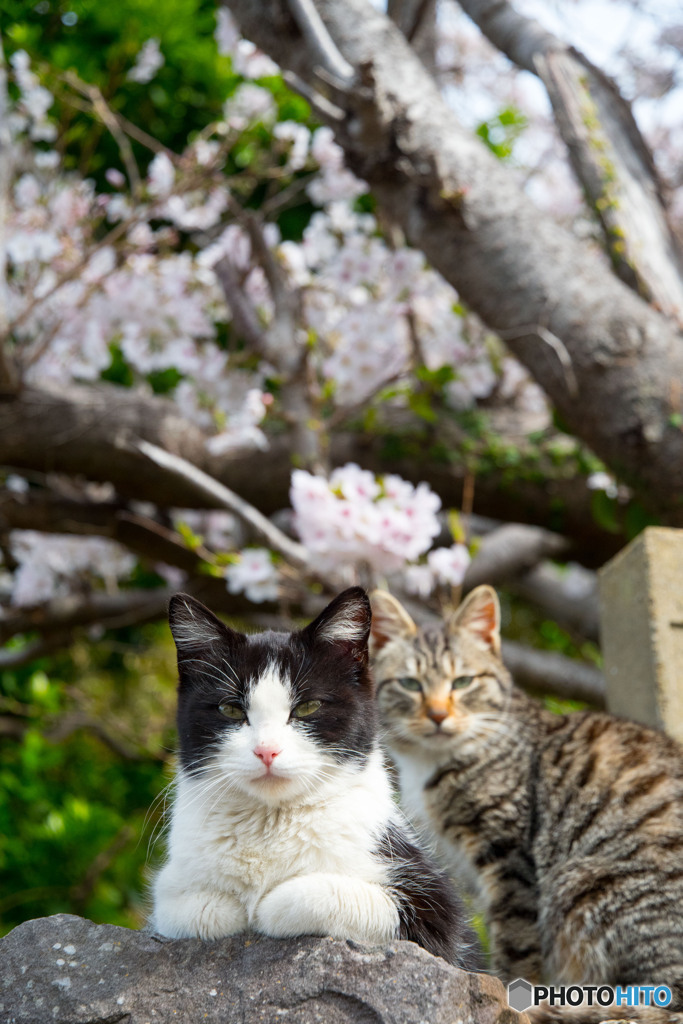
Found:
<box><xmin>151</xmin><ymin>587</ymin><xmax>479</xmax><ymax>968</ymax></box>
<box><xmin>370</xmin><ymin>584</ymin><xmax>683</xmax><ymax>1003</ymax></box>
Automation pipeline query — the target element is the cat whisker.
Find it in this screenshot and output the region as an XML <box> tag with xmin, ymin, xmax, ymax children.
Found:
<box><xmin>181</xmin><ymin>657</ymin><xmax>242</xmax><ymax>695</ymax></box>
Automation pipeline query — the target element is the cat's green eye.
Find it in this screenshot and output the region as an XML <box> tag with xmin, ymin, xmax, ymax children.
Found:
<box><xmin>218</xmin><ymin>702</ymin><xmax>247</xmax><ymax>722</ymax></box>
<box><xmin>292</xmin><ymin>700</ymin><xmax>322</xmax><ymax>718</ymax></box>
<box><xmin>452</xmin><ymin>675</ymin><xmax>474</xmax><ymax>690</ymax></box>
<box><xmin>398</xmin><ymin>677</ymin><xmax>422</xmax><ymax>692</ymax></box>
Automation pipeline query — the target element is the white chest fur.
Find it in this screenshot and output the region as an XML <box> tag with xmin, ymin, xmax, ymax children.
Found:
<box><xmin>391</xmin><ymin>748</ymin><xmax>484</xmax><ymax>902</ymax></box>
<box><xmin>150</xmin><ymin>748</ymin><xmax>402</xmax><ymax>941</ymax></box>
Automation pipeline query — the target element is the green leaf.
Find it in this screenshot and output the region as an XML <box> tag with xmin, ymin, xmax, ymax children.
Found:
<box><xmin>590</xmin><ymin>490</ymin><xmax>621</xmax><ymax>535</ymax></box>
<box><xmin>407</xmin><ymin>391</ymin><xmax>437</xmax><ymax>423</ymax></box>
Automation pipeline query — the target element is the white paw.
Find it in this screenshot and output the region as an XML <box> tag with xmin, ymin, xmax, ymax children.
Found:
<box><xmin>152</xmin><ymin>889</ymin><xmax>248</xmax><ymax>940</ymax></box>
<box><xmin>254</xmin><ymin>873</ymin><xmax>399</xmax><ymax>944</ymax></box>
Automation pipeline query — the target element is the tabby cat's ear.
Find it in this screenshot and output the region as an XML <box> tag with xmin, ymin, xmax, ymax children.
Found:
<box><xmin>302</xmin><ymin>587</ymin><xmax>372</xmax><ymax>661</ymax></box>
<box><xmin>369</xmin><ymin>590</ymin><xmax>418</xmax><ymax>654</ymax></box>
<box><xmin>168</xmin><ymin>593</ymin><xmax>245</xmax><ymax>656</ymax></box>
<box><xmin>448</xmin><ymin>585</ymin><xmax>501</xmax><ymax>655</ymax></box>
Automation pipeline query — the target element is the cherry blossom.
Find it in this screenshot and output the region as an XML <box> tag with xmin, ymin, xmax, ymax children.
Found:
<box><xmin>10</xmin><ymin>532</ymin><xmax>136</xmax><ymax>608</ymax></box>
<box><xmin>127</xmin><ymin>38</ymin><xmax>165</xmax><ymax>84</ymax></box>
<box><xmin>224</xmin><ymin>548</ymin><xmax>280</xmax><ymax>603</ymax></box>
<box><xmin>291</xmin><ymin>465</ymin><xmax>442</xmax><ymax>574</ymax></box>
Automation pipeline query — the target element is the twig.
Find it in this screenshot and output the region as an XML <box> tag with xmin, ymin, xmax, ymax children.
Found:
<box><xmin>282</xmin><ymin>71</ymin><xmax>345</xmax><ymax>123</ymax></box>
<box><xmin>135</xmin><ymin>440</ymin><xmax>310</xmax><ymax>570</ymax></box>
<box><xmin>261</xmin><ymin>171</ymin><xmax>318</xmax><ymax>217</ymax></box>
<box><xmin>214</xmin><ymin>256</ymin><xmax>269</xmax><ymax>351</ymax></box>
<box><xmin>1</xmin><ymin>215</ymin><xmax>132</xmax><ymax>344</ymax></box>
<box><xmin>0</xmin><ymin>635</ymin><xmax>70</xmax><ymax>670</ymax></box>
<box><xmin>64</xmin><ymin>72</ymin><xmax>141</xmax><ymax>194</ymax></box>
<box><xmin>286</xmin><ymin>0</ymin><xmax>355</xmax><ymax>84</ymax></box>
<box><xmin>56</xmin><ymin>73</ymin><xmax>175</xmax><ymax>157</ymax></box>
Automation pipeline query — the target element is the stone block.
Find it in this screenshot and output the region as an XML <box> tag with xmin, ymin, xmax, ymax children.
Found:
<box><xmin>598</xmin><ymin>527</ymin><xmax>683</xmax><ymax>743</ymax></box>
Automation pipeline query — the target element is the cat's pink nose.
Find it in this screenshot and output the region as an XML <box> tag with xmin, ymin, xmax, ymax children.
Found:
<box><xmin>254</xmin><ymin>744</ymin><xmax>281</xmax><ymax>767</ymax></box>
<box><xmin>426</xmin><ymin>705</ymin><xmax>449</xmax><ymax>725</ymax></box>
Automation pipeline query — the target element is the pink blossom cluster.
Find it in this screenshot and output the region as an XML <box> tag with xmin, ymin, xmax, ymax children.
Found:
<box><xmin>6</xmin><ymin>87</ymin><xmax>270</xmax><ymax>456</ymax></box>
<box><xmin>291</xmin><ymin>464</ymin><xmax>442</xmax><ymax>574</ymax></box>
<box><xmin>277</xmin><ymin>128</ymin><xmax>498</xmax><ymax>408</ymax></box>
<box><xmin>9</xmin><ymin>532</ymin><xmax>136</xmax><ymax>608</ymax></box>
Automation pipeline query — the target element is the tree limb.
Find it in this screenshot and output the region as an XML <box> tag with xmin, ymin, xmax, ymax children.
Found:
<box><xmin>222</xmin><ymin>0</ymin><xmax>683</xmax><ymax>520</ymax></box>
<box><xmin>455</xmin><ymin>0</ymin><xmax>683</xmax><ymax>318</ymax></box>
<box><xmin>510</xmin><ymin>561</ymin><xmax>600</xmax><ymax>642</ymax></box>
<box><xmin>0</xmin><ymin>38</ymin><xmax>19</xmax><ymax>396</ymax></box>
<box><xmin>463</xmin><ymin>523</ymin><xmax>568</xmax><ymax>592</ymax></box>
<box><xmin>135</xmin><ymin>439</ymin><xmax>310</xmax><ymax>570</ymax></box>
<box><xmin>287</xmin><ymin>0</ymin><xmax>355</xmax><ymax>83</ymax></box>
<box><xmin>502</xmin><ymin>639</ymin><xmax>604</xmax><ymax>706</ymax></box>
<box><xmin>0</xmin><ymin>382</ymin><xmax>630</xmax><ymax>563</ymax></box>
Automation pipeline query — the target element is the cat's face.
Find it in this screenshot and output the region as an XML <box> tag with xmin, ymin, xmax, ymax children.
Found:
<box><xmin>168</xmin><ymin>587</ymin><xmax>376</xmax><ymax>805</ymax></box>
<box><xmin>370</xmin><ymin>586</ymin><xmax>512</xmax><ymax>758</ymax></box>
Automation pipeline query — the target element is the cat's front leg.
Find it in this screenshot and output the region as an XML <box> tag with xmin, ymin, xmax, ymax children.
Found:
<box><xmin>254</xmin><ymin>873</ymin><xmax>400</xmax><ymax>945</ymax></box>
<box><xmin>151</xmin><ymin>867</ymin><xmax>248</xmax><ymax>940</ymax></box>
<box><xmin>485</xmin><ymin>866</ymin><xmax>543</xmax><ymax>982</ymax></box>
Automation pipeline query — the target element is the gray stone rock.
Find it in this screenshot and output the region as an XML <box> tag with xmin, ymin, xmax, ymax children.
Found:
<box><xmin>0</xmin><ymin>914</ymin><xmax>526</xmax><ymax>1024</ymax></box>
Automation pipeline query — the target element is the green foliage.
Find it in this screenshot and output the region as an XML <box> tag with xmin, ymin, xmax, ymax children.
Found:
<box><xmin>503</xmin><ymin>589</ymin><xmax>602</xmax><ymax>669</ymax></box>
<box><xmin>476</xmin><ymin>107</ymin><xmax>527</xmax><ymax>161</ymax></box>
<box><xmin>0</xmin><ymin>626</ymin><xmax>177</xmax><ymax>936</ymax></box>
<box><xmin>2</xmin><ymin>0</ymin><xmax>236</xmax><ymax>181</ymax></box>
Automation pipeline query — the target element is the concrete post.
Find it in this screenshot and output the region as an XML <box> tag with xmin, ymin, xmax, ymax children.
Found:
<box><xmin>598</xmin><ymin>527</ymin><xmax>683</xmax><ymax>744</ymax></box>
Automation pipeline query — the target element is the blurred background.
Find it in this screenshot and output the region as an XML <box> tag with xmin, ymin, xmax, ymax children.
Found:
<box><xmin>0</xmin><ymin>0</ymin><xmax>681</xmax><ymax>934</ymax></box>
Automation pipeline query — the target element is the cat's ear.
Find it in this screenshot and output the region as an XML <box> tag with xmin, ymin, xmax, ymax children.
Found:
<box><xmin>168</xmin><ymin>593</ymin><xmax>245</xmax><ymax>657</ymax></box>
<box><xmin>302</xmin><ymin>587</ymin><xmax>371</xmax><ymax>661</ymax></box>
<box><xmin>369</xmin><ymin>590</ymin><xmax>417</xmax><ymax>654</ymax></box>
<box><xmin>448</xmin><ymin>585</ymin><xmax>500</xmax><ymax>655</ymax></box>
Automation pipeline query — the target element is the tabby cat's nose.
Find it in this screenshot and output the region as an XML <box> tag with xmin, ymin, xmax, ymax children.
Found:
<box><xmin>254</xmin><ymin>744</ymin><xmax>281</xmax><ymax>767</ymax></box>
<box><xmin>426</xmin><ymin>706</ymin><xmax>449</xmax><ymax>725</ymax></box>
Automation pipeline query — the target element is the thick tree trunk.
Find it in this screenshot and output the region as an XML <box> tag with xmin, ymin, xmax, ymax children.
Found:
<box><xmin>223</xmin><ymin>0</ymin><xmax>683</xmax><ymax>519</ymax></box>
<box><xmin>456</xmin><ymin>0</ymin><xmax>683</xmax><ymax>318</ymax></box>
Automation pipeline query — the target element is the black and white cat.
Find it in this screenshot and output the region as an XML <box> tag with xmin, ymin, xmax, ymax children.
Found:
<box><xmin>150</xmin><ymin>587</ymin><xmax>479</xmax><ymax>967</ymax></box>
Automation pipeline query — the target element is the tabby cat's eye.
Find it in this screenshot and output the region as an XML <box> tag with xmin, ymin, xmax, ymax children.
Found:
<box><xmin>218</xmin><ymin>702</ymin><xmax>247</xmax><ymax>722</ymax></box>
<box><xmin>292</xmin><ymin>700</ymin><xmax>322</xmax><ymax>718</ymax></box>
<box><xmin>398</xmin><ymin>677</ymin><xmax>422</xmax><ymax>692</ymax></box>
<box><xmin>452</xmin><ymin>675</ymin><xmax>474</xmax><ymax>690</ymax></box>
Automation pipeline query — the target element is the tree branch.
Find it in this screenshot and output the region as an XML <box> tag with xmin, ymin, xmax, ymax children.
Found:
<box><xmin>455</xmin><ymin>0</ymin><xmax>683</xmax><ymax>318</ymax></box>
<box><xmin>135</xmin><ymin>440</ymin><xmax>310</xmax><ymax>570</ymax></box>
<box><xmin>0</xmin><ymin>38</ymin><xmax>19</xmax><ymax>396</ymax></box>
<box><xmin>0</xmin><ymin>382</ymin><xmax>631</xmax><ymax>563</ymax></box>
<box><xmin>502</xmin><ymin>639</ymin><xmax>604</xmax><ymax>706</ymax></box>
<box><xmin>222</xmin><ymin>0</ymin><xmax>683</xmax><ymax>521</ymax></box>
<box><xmin>287</xmin><ymin>0</ymin><xmax>355</xmax><ymax>83</ymax></box>
<box><xmin>463</xmin><ymin>523</ymin><xmax>568</xmax><ymax>592</ymax></box>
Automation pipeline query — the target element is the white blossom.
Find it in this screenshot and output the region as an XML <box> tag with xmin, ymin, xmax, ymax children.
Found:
<box><xmin>224</xmin><ymin>548</ymin><xmax>279</xmax><ymax>603</ymax></box>
<box><xmin>127</xmin><ymin>38</ymin><xmax>165</xmax><ymax>84</ymax></box>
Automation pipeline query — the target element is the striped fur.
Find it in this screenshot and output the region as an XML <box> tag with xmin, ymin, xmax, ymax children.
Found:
<box><xmin>370</xmin><ymin>586</ymin><xmax>683</xmax><ymax>1006</ymax></box>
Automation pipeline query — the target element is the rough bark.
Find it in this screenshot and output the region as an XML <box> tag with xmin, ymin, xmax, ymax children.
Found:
<box><xmin>222</xmin><ymin>0</ymin><xmax>683</xmax><ymax>520</ymax></box>
<box><xmin>0</xmin><ymin>383</ymin><xmax>629</xmax><ymax>564</ymax></box>
<box><xmin>0</xmin><ymin>914</ymin><xmax>526</xmax><ymax>1024</ymax></box>
<box><xmin>456</xmin><ymin>0</ymin><xmax>683</xmax><ymax>318</ymax></box>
